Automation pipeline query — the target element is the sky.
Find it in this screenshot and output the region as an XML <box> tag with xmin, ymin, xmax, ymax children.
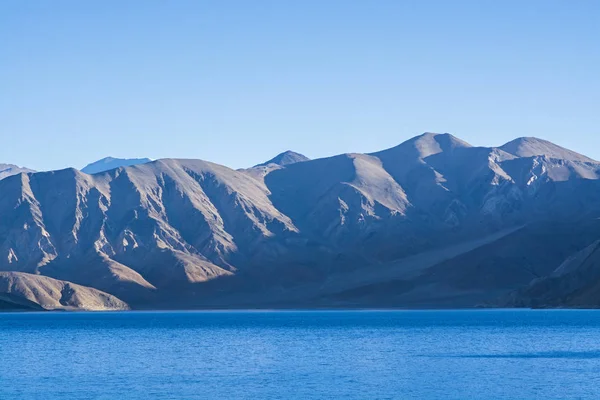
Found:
<box><xmin>1</xmin><ymin>0</ymin><xmax>599</xmax><ymax>171</ymax></box>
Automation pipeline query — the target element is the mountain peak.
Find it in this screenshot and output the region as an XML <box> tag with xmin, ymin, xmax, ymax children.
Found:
<box><xmin>81</xmin><ymin>157</ymin><xmax>152</xmax><ymax>174</ymax></box>
<box><xmin>418</xmin><ymin>132</ymin><xmax>472</xmax><ymax>148</ymax></box>
<box><xmin>254</xmin><ymin>151</ymin><xmax>310</xmax><ymax>168</ymax></box>
<box><xmin>500</xmin><ymin>137</ymin><xmax>595</xmax><ymax>163</ymax></box>
<box><xmin>375</xmin><ymin>132</ymin><xmax>472</xmax><ymax>159</ymax></box>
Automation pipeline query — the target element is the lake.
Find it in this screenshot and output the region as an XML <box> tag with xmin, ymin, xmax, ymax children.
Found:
<box><xmin>1</xmin><ymin>310</ymin><xmax>600</xmax><ymax>399</ymax></box>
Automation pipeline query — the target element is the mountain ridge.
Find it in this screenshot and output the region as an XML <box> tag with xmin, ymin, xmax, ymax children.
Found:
<box><xmin>500</xmin><ymin>137</ymin><xmax>596</xmax><ymax>163</ymax></box>
<box><xmin>1</xmin><ymin>132</ymin><xmax>599</xmax><ymax>310</ymax></box>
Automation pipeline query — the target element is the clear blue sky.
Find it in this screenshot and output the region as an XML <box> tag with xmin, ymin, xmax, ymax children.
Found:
<box><xmin>1</xmin><ymin>0</ymin><xmax>599</xmax><ymax>171</ymax></box>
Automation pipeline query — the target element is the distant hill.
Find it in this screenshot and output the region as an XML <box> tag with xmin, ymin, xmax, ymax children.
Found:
<box><xmin>0</xmin><ymin>163</ymin><xmax>34</xmax><ymax>180</ymax></box>
<box><xmin>81</xmin><ymin>157</ymin><xmax>152</xmax><ymax>174</ymax></box>
<box><xmin>253</xmin><ymin>150</ymin><xmax>310</xmax><ymax>168</ymax></box>
<box><xmin>1</xmin><ymin>133</ymin><xmax>600</xmax><ymax>310</ymax></box>
<box><xmin>0</xmin><ymin>272</ymin><xmax>129</xmax><ymax>311</ymax></box>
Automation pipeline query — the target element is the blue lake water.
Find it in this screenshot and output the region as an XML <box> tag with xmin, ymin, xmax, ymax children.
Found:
<box><xmin>1</xmin><ymin>310</ymin><xmax>600</xmax><ymax>399</ymax></box>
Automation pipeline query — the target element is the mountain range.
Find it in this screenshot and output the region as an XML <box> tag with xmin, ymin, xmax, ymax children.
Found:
<box><xmin>2</xmin><ymin>133</ymin><xmax>600</xmax><ymax>311</ymax></box>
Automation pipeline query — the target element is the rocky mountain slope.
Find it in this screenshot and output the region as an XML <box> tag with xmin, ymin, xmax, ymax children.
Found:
<box><xmin>0</xmin><ymin>272</ymin><xmax>129</xmax><ymax>311</ymax></box>
<box><xmin>1</xmin><ymin>133</ymin><xmax>600</xmax><ymax>310</ymax></box>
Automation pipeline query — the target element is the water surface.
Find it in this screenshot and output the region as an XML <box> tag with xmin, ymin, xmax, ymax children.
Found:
<box><xmin>1</xmin><ymin>310</ymin><xmax>600</xmax><ymax>399</ymax></box>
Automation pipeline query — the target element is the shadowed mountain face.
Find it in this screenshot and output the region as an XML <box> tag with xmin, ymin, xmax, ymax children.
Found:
<box><xmin>1</xmin><ymin>133</ymin><xmax>600</xmax><ymax>310</ymax></box>
<box><xmin>500</xmin><ymin>232</ymin><xmax>600</xmax><ymax>309</ymax></box>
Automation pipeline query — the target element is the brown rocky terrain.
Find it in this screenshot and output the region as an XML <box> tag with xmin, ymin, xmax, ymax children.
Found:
<box><xmin>2</xmin><ymin>133</ymin><xmax>600</xmax><ymax>310</ymax></box>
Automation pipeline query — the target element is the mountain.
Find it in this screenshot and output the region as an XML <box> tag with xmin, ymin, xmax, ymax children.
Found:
<box><xmin>81</xmin><ymin>157</ymin><xmax>152</xmax><ymax>174</ymax></box>
<box><xmin>253</xmin><ymin>151</ymin><xmax>310</xmax><ymax>168</ymax></box>
<box><xmin>0</xmin><ymin>163</ymin><xmax>34</xmax><ymax>180</ymax></box>
<box><xmin>0</xmin><ymin>272</ymin><xmax>129</xmax><ymax>311</ymax></box>
<box><xmin>1</xmin><ymin>132</ymin><xmax>600</xmax><ymax>310</ymax></box>
<box><xmin>500</xmin><ymin>137</ymin><xmax>596</xmax><ymax>163</ymax></box>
